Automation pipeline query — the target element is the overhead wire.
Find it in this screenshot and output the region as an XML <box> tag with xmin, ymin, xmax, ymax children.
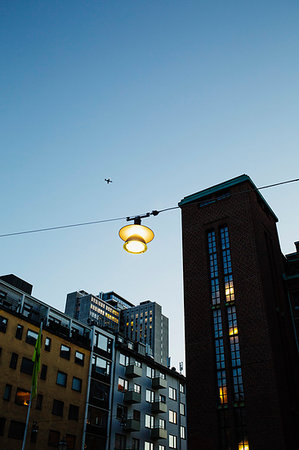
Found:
<box><xmin>0</xmin><ymin>177</ymin><xmax>298</xmax><ymax>239</ymax></box>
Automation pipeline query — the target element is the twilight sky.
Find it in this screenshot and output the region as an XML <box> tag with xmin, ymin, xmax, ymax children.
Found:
<box><xmin>1</xmin><ymin>0</ymin><xmax>299</xmax><ymax>369</ymax></box>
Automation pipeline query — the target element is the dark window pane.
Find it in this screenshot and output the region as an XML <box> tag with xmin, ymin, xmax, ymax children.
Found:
<box><xmin>26</xmin><ymin>329</ymin><xmax>38</xmax><ymax>345</ymax></box>
<box><xmin>10</xmin><ymin>353</ymin><xmax>18</xmax><ymax>369</ymax></box>
<box><xmin>75</xmin><ymin>351</ymin><xmax>84</xmax><ymax>366</ymax></box>
<box><xmin>52</xmin><ymin>399</ymin><xmax>64</xmax><ymax>416</ymax></box>
<box><xmin>66</xmin><ymin>434</ymin><xmax>76</xmax><ymax>450</ymax></box>
<box><xmin>3</xmin><ymin>384</ymin><xmax>12</xmax><ymax>401</ymax></box>
<box><xmin>48</xmin><ymin>430</ymin><xmax>60</xmax><ymax>447</ymax></box>
<box><xmin>15</xmin><ymin>388</ymin><xmax>30</xmax><ymax>406</ymax></box>
<box><xmin>68</xmin><ymin>405</ymin><xmax>79</xmax><ymax>421</ymax></box>
<box><xmin>15</xmin><ymin>325</ymin><xmax>23</xmax><ymax>340</ymax></box>
<box><xmin>36</xmin><ymin>394</ymin><xmax>43</xmax><ymax>410</ymax></box>
<box><xmin>0</xmin><ymin>315</ymin><xmax>8</xmax><ymax>333</ymax></box>
<box><xmin>30</xmin><ymin>422</ymin><xmax>38</xmax><ymax>443</ymax></box>
<box><xmin>45</xmin><ymin>337</ymin><xmax>51</xmax><ymax>352</ymax></box>
<box><xmin>60</xmin><ymin>344</ymin><xmax>70</xmax><ymax>360</ymax></box>
<box><xmin>8</xmin><ymin>420</ymin><xmax>25</xmax><ymax>440</ymax></box>
<box><xmin>56</xmin><ymin>371</ymin><xmax>67</xmax><ymax>387</ymax></box>
<box><xmin>0</xmin><ymin>417</ymin><xmax>6</xmax><ymax>436</ymax></box>
<box><xmin>21</xmin><ymin>357</ymin><xmax>33</xmax><ymax>375</ymax></box>
<box><xmin>40</xmin><ymin>364</ymin><xmax>47</xmax><ymax>380</ymax></box>
<box><xmin>72</xmin><ymin>377</ymin><xmax>82</xmax><ymax>392</ymax></box>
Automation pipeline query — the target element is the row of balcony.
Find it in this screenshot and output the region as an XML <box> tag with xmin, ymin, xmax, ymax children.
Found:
<box><xmin>125</xmin><ymin>365</ymin><xmax>167</xmax><ymax>390</ymax></box>
<box><xmin>124</xmin><ymin>420</ymin><xmax>167</xmax><ymax>439</ymax></box>
<box><xmin>123</xmin><ymin>392</ymin><xmax>167</xmax><ymax>413</ymax></box>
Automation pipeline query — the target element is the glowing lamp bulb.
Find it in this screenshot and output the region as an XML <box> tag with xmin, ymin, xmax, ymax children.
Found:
<box><xmin>119</xmin><ymin>223</ymin><xmax>154</xmax><ymax>254</ymax></box>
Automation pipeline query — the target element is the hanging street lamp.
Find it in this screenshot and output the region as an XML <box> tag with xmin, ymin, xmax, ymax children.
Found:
<box><xmin>119</xmin><ymin>211</ymin><xmax>158</xmax><ymax>254</ymax></box>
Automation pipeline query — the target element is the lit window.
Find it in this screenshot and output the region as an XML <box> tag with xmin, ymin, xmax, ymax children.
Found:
<box><xmin>145</xmin><ymin>414</ymin><xmax>154</xmax><ymax>429</ymax></box>
<box><xmin>159</xmin><ymin>418</ymin><xmax>166</xmax><ymax>429</ymax></box>
<box><xmin>15</xmin><ymin>388</ymin><xmax>30</xmax><ymax>406</ymax></box>
<box><xmin>146</xmin><ymin>366</ymin><xmax>155</xmax><ymax>378</ymax></box>
<box><xmin>134</xmin><ymin>384</ymin><xmax>141</xmax><ymax>394</ymax></box>
<box><xmin>169</xmin><ymin>386</ymin><xmax>177</xmax><ymax>400</ymax></box>
<box><xmin>120</xmin><ymin>353</ymin><xmax>129</xmax><ymax>366</ymax></box>
<box><xmin>179</xmin><ymin>383</ymin><xmax>185</xmax><ymax>394</ymax></box>
<box><xmin>238</xmin><ymin>440</ymin><xmax>249</xmax><ymax>450</ymax></box>
<box><xmin>144</xmin><ymin>442</ymin><xmax>154</xmax><ymax>450</ymax></box>
<box><xmin>169</xmin><ymin>410</ymin><xmax>177</xmax><ymax>424</ymax></box>
<box><xmin>118</xmin><ymin>377</ymin><xmax>128</xmax><ymax>392</ymax></box>
<box><xmin>169</xmin><ymin>434</ymin><xmax>177</xmax><ymax>449</ymax></box>
<box><xmin>180</xmin><ymin>403</ymin><xmax>185</xmax><ymax>415</ymax></box>
<box><xmin>146</xmin><ymin>389</ymin><xmax>154</xmax><ymax>403</ymax></box>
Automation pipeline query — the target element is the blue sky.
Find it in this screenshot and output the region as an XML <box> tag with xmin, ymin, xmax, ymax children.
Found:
<box><xmin>1</xmin><ymin>0</ymin><xmax>299</xmax><ymax>369</ymax></box>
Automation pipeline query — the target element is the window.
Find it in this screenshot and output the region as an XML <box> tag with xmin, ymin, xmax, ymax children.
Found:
<box><xmin>159</xmin><ymin>446</ymin><xmax>166</xmax><ymax>450</ymax></box>
<box><xmin>132</xmin><ymin>438</ymin><xmax>140</xmax><ymax>450</ymax></box>
<box><xmin>134</xmin><ymin>383</ymin><xmax>141</xmax><ymax>394</ymax></box>
<box><xmin>145</xmin><ymin>414</ymin><xmax>154</xmax><ymax>429</ymax></box>
<box><xmin>56</xmin><ymin>371</ymin><xmax>67</xmax><ymax>387</ymax></box>
<box><xmin>92</xmin><ymin>355</ymin><xmax>111</xmax><ymax>376</ymax></box>
<box><xmin>144</xmin><ymin>442</ymin><xmax>154</xmax><ymax>450</ymax></box>
<box><xmin>0</xmin><ymin>316</ymin><xmax>8</xmax><ymax>333</ymax></box>
<box><xmin>3</xmin><ymin>384</ymin><xmax>12</xmax><ymax>401</ymax></box>
<box><xmin>120</xmin><ymin>353</ymin><xmax>129</xmax><ymax>366</ymax></box>
<box><xmin>146</xmin><ymin>389</ymin><xmax>154</xmax><ymax>403</ymax></box>
<box><xmin>15</xmin><ymin>388</ymin><xmax>30</xmax><ymax>406</ymax></box>
<box><xmin>26</xmin><ymin>329</ymin><xmax>38</xmax><ymax>345</ymax></box>
<box><xmin>36</xmin><ymin>394</ymin><xmax>43</xmax><ymax>410</ymax></box>
<box><xmin>169</xmin><ymin>410</ymin><xmax>177</xmax><ymax>424</ymax></box>
<box><xmin>45</xmin><ymin>337</ymin><xmax>51</xmax><ymax>351</ymax></box>
<box><xmin>180</xmin><ymin>426</ymin><xmax>186</xmax><ymax>439</ymax></box>
<box><xmin>169</xmin><ymin>386</ymin><xmax>177</xmax><ymax>400</ymax></box>
<box><xmin>68</xmin><ymin>404</ymin><xmax>79</xmax><ymax>420</ymax></box>
<box><xmin>159</xmin><ymin>372</ymin><xmax>166</xmax><ymax>379</ymax></box>
<box><xmin>10</xmin><ymin>352</ymin><xmax>18</xmax><ymax>369</ymax></box>
<box><xmin>118</xmin><ymin>377</ymin><xmax>128</xmax><ymax>392</ymax></box>
<box><xmin>72</xmin><ymin>376</ymin><xmax>82</xmax><ymax>392</ymax></box>
<box><xmin>15</xmin><ymin>325</ymin><xmax>23</xmax><ymax>340</ymax></box>
<box><xmin>180</xmin><ymin>383</ymin><xmax>185</xmax><ymax>394</ymax></box>
<box><xmin>66</xmin><ymin>434</ymin><xmax>76</xmax><ymax>450</ymax></box>
<box><xmin>116</xmin><ymin>404</ymin><xmax>127</xmax><ymax>421</ymax></box>
<box><xmin>115</xmin><ymin>433</ymin><xmax>126</xmax><ymax>449</ymax></box>
<box><xmin>60</xmin><ymin>344</ymin><xmax>70</xmax><ymax>360</ymax></box>
<box><xmin>0</xmin><ymin>418</ymin><xmax>6</xmax><ymax>436</ymax></box>
<box><xmin>52</xmin><ymin>399</ymin><xmax>64</xmax><ymax>416</ymax></box>
<box><xmin>180</xmin><ymin>403</ymin><xmax>185</xmax><ymax>415</ymax></box>
<box><xmin>217</xmin><ymin>370</ymin><xmax>228</xmax><ymax>404</ymax></box>
<box><xmin>133</xmin><ymin>410</ymin><xmax>140</xmax><ymax>421</ymax></box>
<box><xmin>94</xmin><ymin>332</ymin><xmax>112</xmax><ymax>353</ymax></box>
<box><xmin>146</xmin><ymin>366</ymin><xmax>155</xmax><ymax>378</ymax></box>
<box><xmin>169</xmin><ymin>434</ymin><xmax>177</xmax><ymax>449</ymax></box>
<box><xmin>75</xmin><ymin>350</ymin><xmax>84</xmax><ymax>366</ymax></box>
<box><xmin>48</xmin><ymin>430</ymin><xmax>60</xmax><ymax>447</ymax></box>
<box><xmin>159</xmin><ymin>394</ymin><xmax>166</xmax><ymax>403</ymax></box>
<box><xmin>159</xmin><ymin>418</ymin><xmax>166</xmax><ymax>429</ymax></box>
<box><xmin>8</xmin><ymin>420</ymin><xmax>25</xmax><ymax>440</ymax></box>
<box><xmin>40</xmin><ymin>364</ymin><xmax>47</xmax><ymax>380</ymax></box>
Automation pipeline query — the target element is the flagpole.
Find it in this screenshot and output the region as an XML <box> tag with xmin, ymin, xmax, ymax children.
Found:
<box><xmin>21</xmin><ymin>321</ymin><xmax>43</xmax><ymax>450</ymax></box>
<box><xmin>21</xmin><ymin>392</ymin><xmax>32</xmax><ymax>450</ymax></box>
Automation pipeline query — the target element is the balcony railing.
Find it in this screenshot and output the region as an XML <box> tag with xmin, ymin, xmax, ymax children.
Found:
<box><xmin>123</xmin><ymin>390</ymin><xmax>141</xmax><ymax>404</ymax></box>
<box><xmin>151</xmin><ymin>401</ymin><xmax>167</xmax><ymax>414</ymax></box>
<box><xmin>151</xmin><ymin>427</ymin><xmax>167</xmax><ymax>440</ymax></box>
<box><xmin>124</xmin><ymin>418</ymin><xmax>140</xmax><ymax>432</ymax></box>
<box><xmin>152</xmin><ymin>376</ymin><xmax>167</xmax><ymax>390</ymax></box>
<box><xmin>125</xmin><ymin>364</ymin><xmax>142</xmax><ymax>378</ymax></box>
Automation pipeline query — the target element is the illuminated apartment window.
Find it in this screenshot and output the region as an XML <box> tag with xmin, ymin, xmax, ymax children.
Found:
<box><xmin>169</xmin><ymin>410</ymin><xmax>177</xmax><ymax>424</ymax></box>
<box><xmin>119</xmin><ymin>353</ymin><xmax>129</xmax><ymax>366</ymax></box>
<box><xmin>227</xmin><ymin>306</ymin><xmax>238</xmax><ymax>336</ymax></box>
<box><xmin>169</xmin><ymin>386</ymin><xmax>177</xmax><ymax>400</ymax></box>
<box><xmin>169</xmin><ymin>434</ymin><xmax>177</xmax><ymax>449</ymax></box>
<box><xmin>118</xmin><ymin>377</ymin><xmax>128</xmax><ymax>392</ymax></box>
<box><xmin>134</xmin><ymin>383</ymin><xmax>141</xmax><ymax>394</ymax></box>
<box><xmin>217</xmin><ymin>371</ymin><xmax>228</xmax><ymax>404</ymax></box>
<box><xmin>180</xmin><ymin>426</ymin><xmax>186</xmax><ymax>439</ymax></box>
<box><xmin>224</xmin><ymin>275</ymin><xmax>235</xmax><ymax>302</ymax></box>
<box><xmin>146</xmin><ymin>389</ymin><xmax>154</xmax><ymax>403</ymax></box>
<box><xmin>15</xmin><ymin>388</ymin><xmax>30</xmax><ymax>406</ymax></box>
<box><xmin>145</xmin><ymin>414</ymin><xmax>154</xmax><ymax>429</ymax></box>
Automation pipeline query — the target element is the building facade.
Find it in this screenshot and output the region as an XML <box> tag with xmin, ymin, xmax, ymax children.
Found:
<box><xmin>0</xmin><ymin>276</ymin><xmax>91</xmax><ymax>450</ymax></box>
<box><xmin>1</xmin><ymin>276</ymin><xmax>186</xmax><ymax>450</ymax></box>
<box><xmin>179</xmin><ymin>174</ymin><xmax>299</xmax><ymax>450</ymax></box>
<box><xmin>120</xmin><ymin>301</ymin><xmax>169</xmax><ymax>366</ymax></box>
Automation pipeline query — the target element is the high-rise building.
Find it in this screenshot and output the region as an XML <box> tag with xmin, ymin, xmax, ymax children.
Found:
<box><xmin>66</xmin><ymin>290</ymin><xmax>169</xmax><ymax>367</ymax></box>
<box><xmin>121</xmin><ymin>301</ymin><xmax>169</xmax><ymax>367</ymax></box>
<box><xmin>179</xmin><ymin>174</ymin><xmax>299</xmax><ymax>450</ymax></box>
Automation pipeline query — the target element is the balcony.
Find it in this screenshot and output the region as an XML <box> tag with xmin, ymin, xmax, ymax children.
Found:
<box><xmin>152</xmin><ymin>377</ymin><xmax>167</xmax><ymax>390</ymax></box>
<box><xmin>125</xmin><ymin>364</ymin><xmax>142</xmax><ymax>378</ymax></box>
<box><xmin>151</xmin><ymin>428</ymin><xmax>167</xmax><ymax>440</ymax></box>
<box><xmin>124</xmin><ymin>418</ymin><xmax>140</xmax><ymax>432</ymax></box>
<box><xmin>123</xmin><ymin>391</ymin><xmax>141</xmax><ymax>404</ymax></box>
<box><xmin>151</xmin><ymin>401</ymin><xmax>167</xmax><ymax>414</ymax></box>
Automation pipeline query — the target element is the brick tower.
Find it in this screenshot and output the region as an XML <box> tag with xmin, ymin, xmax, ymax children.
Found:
<box><xmin>179</xmin><ymin>175</ymin><xmax>299</xmax><ymax>450</ymax></box>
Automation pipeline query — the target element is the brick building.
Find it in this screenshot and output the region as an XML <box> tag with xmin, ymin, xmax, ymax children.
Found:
<box><xmin>179</xmin><ymin>174</ymin><xmax>299</xmax><ymax>450</ymax></box>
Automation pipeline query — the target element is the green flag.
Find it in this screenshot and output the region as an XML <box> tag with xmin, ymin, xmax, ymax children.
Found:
<box><xmin>31</xmin><ymin>325</ymin><xmax>42</xmax><ymax>399</ymax></box>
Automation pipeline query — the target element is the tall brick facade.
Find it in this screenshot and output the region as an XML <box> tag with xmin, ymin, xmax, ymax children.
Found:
<box><xmin>179</xmin><ymin>175</ymin><xmax>299</xmax><ymax>450</ymax></box>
